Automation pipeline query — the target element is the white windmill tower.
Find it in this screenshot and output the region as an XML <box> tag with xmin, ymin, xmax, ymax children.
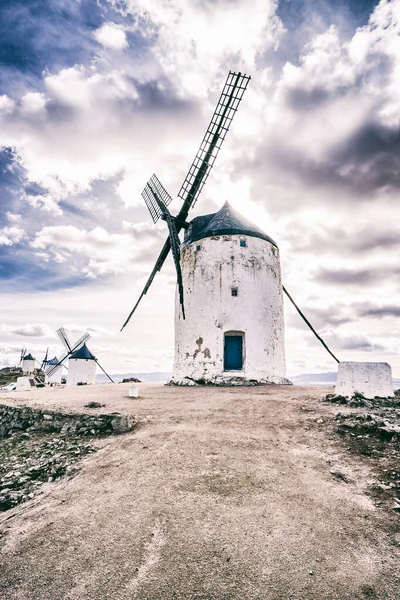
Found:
<box><xmin>21</xmin><ymin>352</ymin><xmax>35</xmax><ymax>375</ymax></box>
<box><xmin>67</xmin><ymin>343</ymin><xmax>97</xmax><ymax>386</ymax></box>
<box><xmin>121</xmin><ymin>72</ymin><xmax>289</xmax><ymax>384</ymax></box>
<box><xmin>173</xmin><ymin>202</ymin><xmax>289</xmax><ymax>383</ymax></box>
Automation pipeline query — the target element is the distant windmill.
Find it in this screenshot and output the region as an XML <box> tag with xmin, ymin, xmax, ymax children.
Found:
<box><xmin>45</xmin><ymin>327</ymin><xmax>92</xmax><ymax>379</ymax></box>
<box><xmin>46</xmin><ymin>327</ymin><xmax>114</xmax><ymax>385</ymax></box>
<box><xmin>121</xmin><ymin>71</ymin><xmax>251</xmax><ymax>329</ymax></box>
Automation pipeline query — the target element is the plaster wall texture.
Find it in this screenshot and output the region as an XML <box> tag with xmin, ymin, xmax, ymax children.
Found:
<box><xmin>22</xmin><ymin>359</ymin><xmax>35</xmax><ymax>374</ymax></box>
<box><xmin>172</xmin><ymin>234</ymin><xmax>288</xmax><ymax>384</ymax></box>
<box><xmin>67</xmin><ymin>359</ymin><xmax>96</xmax><ymax>386</ymax></box>
<box><xmin>335</xmin><ymin>361</ymin><xmax>393</xmax><ymax>398</ymax></box>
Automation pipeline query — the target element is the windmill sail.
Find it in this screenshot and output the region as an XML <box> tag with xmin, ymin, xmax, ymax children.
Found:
<box><xmin>177</xmin><ymin>71</ymin><xmax>250</xmax><ymax>216</ymax></box>
<box><xmin>142</xmin><ymin>174</ymin><xmax>173</xmax><ymax>224</ymax></box>
<box><xmin>57</xmin><ymin>327</ymin><xmax>72</xmax><ymax>352</ymax></box>
<box><xmin>121</xmin><ymin>71</ymin><xmax>250</xmax><ymax>330</ymax></box>
<box><xmin>18</xmin><ymin>348</ymin><xmax>26</xmax><ymax>367</ymax></box>
<box><xmin>40</xmin><ymin>348</ymin><xmax>49</xmax><ymax>372</ymax></box>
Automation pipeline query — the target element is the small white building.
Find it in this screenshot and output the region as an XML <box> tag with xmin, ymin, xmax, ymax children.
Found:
<box><xmin>172</xmin><ymin>202</ymin><xmax>290</xmax><ymax>385</ymax></box>
<box><xmin>67</xmin><ymin>343</ymin><xmax>97</xmax><ymax>386</ymax></box>
<box><xmin>22</xmin><ymin>353</ymin><xmax>35</xmax><ymax>375</ymax></box>
<box><xmin>44</xmin><ymin>356</ymin><xmax>64</xmax><ymax>384</ymax></box>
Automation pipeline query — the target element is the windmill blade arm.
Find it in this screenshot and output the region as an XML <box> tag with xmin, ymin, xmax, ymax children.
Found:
<box><xmin>57</xmin><ymin>327</ymin><xmax>72</xmax><ymax>352</ymax></box>
<box><xmin>177</xmin><ymin>71</ymin><xmax>250</xmax><ymax>217</ymax></box>
<box><xmin>120</xmin><ymin>237</ymin><xmax>172</xmax><ymax>330</ymax></box>
<box><xmin>165</xmin><ymin>215</ymin><xmax>185</xmax><ymax>319</ymax></box>
<box><xmin>95</xmin><ymin>360</ymin><xmax>114</xmax><ymax>383</ymax></box>
<box><xmin>70</xmin><ymin>332</ymin><xmax>91</xmax><ymax>353</ymax></box>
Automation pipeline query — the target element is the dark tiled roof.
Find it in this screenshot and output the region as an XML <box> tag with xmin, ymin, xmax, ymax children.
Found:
<box><xmin>183</xmin><ymin>201</ymin><xmax>278</xmax><ymax>247</ymax></box>
<box><xmin>46</xmin><ymin>356</ymin><xmax>59</xmax><ymax>365</ymax></box>
<box><xmin>69</xmin><ymin>343</ymin><xmax>96</xmax><ymax>360</ymax></box>
<box><xmin>23</xmin><ymin>353</ymin><xmax>34</xmax><ymax>361</ymax></box>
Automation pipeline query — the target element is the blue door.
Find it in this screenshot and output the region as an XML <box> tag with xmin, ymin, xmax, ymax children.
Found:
<box><xmin>224</xmin><ymin>335</ymin><xmax>243</xmax><ymax>371</ymax></box>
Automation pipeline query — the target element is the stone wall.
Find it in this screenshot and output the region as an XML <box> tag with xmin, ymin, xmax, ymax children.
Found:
<box><xmin>0</xmin><ymin>403</ymin><xmax>135</xmax><ymax>438</ymax></box>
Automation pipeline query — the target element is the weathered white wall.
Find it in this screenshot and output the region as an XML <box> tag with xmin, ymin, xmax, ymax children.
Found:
<box><xmin>335</xmin><ymin>362</ymin><xmax>393</xmax><ymax>398</ymax></box>
<box><xmin>67</xmin><ymin>359</ymin><xmax>96</xmax><ymax>386</ymax></box>
<box><xmin>22</xmin><ymin>359</ymin><xmax>35</xmax><ymax>374</ymax></box>
<box><xmin>172</xmin><ymin>234</ymin><xmax>288</xmax><ymax>383</ymax></box>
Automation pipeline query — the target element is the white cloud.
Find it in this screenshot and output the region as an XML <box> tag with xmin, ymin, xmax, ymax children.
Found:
<box><xmin>31</xmin><ymin>223</ymin><xmax>166</xmax><ymax>277</ymax></box>
<box><xmin>6</xmin><ymin>212</ymin><xmax>21</xmax><ymax>223</ymax></box>
<box><xmin>0</xmin><ymin>323</ymin><xmax>54</xmax><ymax>338</ymax></box>
<box><xmin>94</xmin><ymin>22</ymin><xmax>128</xmax><ymax>50</ymax></box>
<box><xmin>20</xmin><ymin>92</ymin><xmax>47</xmax><ymax>117</ymax></box>
<box><xmin>0</xmin><ymin>226</ymin><xmax>26</xmax><ymax>246</ymax></box>
<box><xmin>0</xmin><ymin>95</ymin><xmax>14</xmax><ymax>115</ymax></box>
<box><xmin>121</xmin><ymin>0</ymin><xmax>283</xmax><ymax>96</ymax></box>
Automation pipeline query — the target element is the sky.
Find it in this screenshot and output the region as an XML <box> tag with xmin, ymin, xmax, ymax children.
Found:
<box><xmin>1</xmin><ymin>0</ymin><xmax>399</xmax><ymax>378</ymax></box>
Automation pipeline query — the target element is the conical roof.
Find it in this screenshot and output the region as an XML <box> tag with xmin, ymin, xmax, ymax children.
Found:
<box><xmin>23</xmin><ymin>353</ymin><xmax>34</xmax><ymax>361</ymax></box>
<box><xmin>69</xmin><ymin>343</ymin><xmax>96</xmax><ymax>360</ymax></box>
<box><xmin>183</xmin><ymin>201</ymin><xmax>278</xmax><ymax>247</ymax></box>
<box><xmin>46</xmin><ymin>356</ymin><xmax>59</xmax><ymax>366</ymax></box>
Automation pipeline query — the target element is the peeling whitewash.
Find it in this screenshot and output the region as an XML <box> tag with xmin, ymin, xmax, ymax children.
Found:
<box><xmin>172</xmin><ymin>234</ymin><xmax>290</xmax><ymax>384</ymax></box>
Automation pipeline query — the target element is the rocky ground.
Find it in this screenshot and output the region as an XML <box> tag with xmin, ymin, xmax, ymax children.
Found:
<box><xmin>319</xmin><ymin>392</ymin><xmax>400</xmax><ymax>514</ymax></box>
<box><xmin>0</xmin><ymin>432</ymin><xmax>97</xmax><ymax>512</ymax></box>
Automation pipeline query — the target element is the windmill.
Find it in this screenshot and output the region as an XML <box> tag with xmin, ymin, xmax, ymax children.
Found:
<box><xmin>45</xmin><ymin>327</ymin><xmax>91</xmax><ymax>379</ymax></box>
<box><xmin>121</xmin><ymin>71</ymin><xmax>251</xmax><ymax>330</ymax></box>
<box><xmin>46</xmin><ymin>327</ymin><xmax>114</xmax><ymax>385</ymax></box>
<box><xmin>120</xmin><ymin>70</ymin><xmax>341</xmax><ymax>385</ymax></box>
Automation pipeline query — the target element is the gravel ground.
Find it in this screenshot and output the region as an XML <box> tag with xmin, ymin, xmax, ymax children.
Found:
<box><xmin>0</xmin><ymin>383</ymin><xmax>399</xmax><ymax>600</ymax></box>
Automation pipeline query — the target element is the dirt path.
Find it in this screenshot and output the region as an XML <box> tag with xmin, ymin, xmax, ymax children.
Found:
<box><xmin>0</xmin><ymin>384</ymin><xmax>398</xmax><ymax>599</ymax></box>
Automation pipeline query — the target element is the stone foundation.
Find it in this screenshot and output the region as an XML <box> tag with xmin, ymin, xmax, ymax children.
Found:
<box><xmin>0</xmin><ymin>404</ymin><xmax>135</xmax><ymax>438</ymax></box>
<box><xmin>169</xmin><ymin>375</ymin><xmax>292</xmax><ymax>387</ymax></box>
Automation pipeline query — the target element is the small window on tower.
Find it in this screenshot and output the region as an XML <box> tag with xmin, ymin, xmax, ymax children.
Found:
<box><xmin>231</xmin><ymin>287</ymin><xmax>238</xmax><ymax>297</ymax></box>
<box><xmin>196</xmin><ymin>244</ymin><xmax>201</xmax><ymax>251</ymax></box>
<box><xmin>240</xmin><ymin>240</ymin><xmax>247</xmax><ymax>247</ymax></box>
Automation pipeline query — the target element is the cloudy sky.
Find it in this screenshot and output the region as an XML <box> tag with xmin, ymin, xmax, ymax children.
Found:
<box><xmin>1</xmin><ymin>0</ymin><xmax>399</xmax><ymax>378</ymax></box>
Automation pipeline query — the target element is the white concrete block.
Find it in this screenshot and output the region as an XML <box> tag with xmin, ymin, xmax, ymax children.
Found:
<box><xmin>16</xmin><ymin>377</ymin><xmax>33</xmax><ymax>391</ymax></box>
<box><xmin>128</xmin><ymin>385</ymin><xmax>139</xmax><ymax>398</ymax></box>
<box><xmin>335</xmin><ymin>362</ymin><xmax>393</xmax><ymax>399</ymax></box>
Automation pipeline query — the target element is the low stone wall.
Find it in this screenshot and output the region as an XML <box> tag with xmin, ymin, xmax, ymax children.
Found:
<box><xmin>0</xmin><ymin>404</ymin><xmax>135</xmax><ymax>438</ymax></box>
